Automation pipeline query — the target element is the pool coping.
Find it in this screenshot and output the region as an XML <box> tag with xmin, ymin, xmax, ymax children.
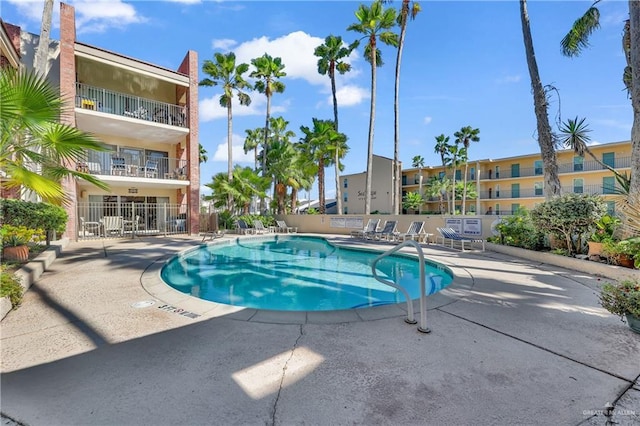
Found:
<box><xmin>140</xmin><ymin>234</ymin><xmax>476</xmax><ymax>325</ymax></box>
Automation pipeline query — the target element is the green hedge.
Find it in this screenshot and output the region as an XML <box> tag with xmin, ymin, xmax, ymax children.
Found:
<box><xmin>1</xmin><ymin>199</ymin><xmax>68</xmax><ymax>235</ymax></box>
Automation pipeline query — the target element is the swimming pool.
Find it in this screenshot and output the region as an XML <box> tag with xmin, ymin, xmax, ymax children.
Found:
<box><xmin>161</xmin><ymin>236</ymin><xmax>453</xmax><ymax>311</ymax></box>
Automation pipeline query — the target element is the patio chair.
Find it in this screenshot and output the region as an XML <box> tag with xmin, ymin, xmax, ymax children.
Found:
<box><xmin>394</xmin><ymin>221</ymin><xmax>425</xmax><ymax>243</ymax></box>
<box><xmin>80</xmin><ymin>217</ymin><xmax>102</xmax><ymax>237</ymax></box>
<box><xmin>111</xmin><ymin>157</ymin><xmax>126</xmax><ymax>176</ymax></box>
<box><xmin>141</xmin><ymin>160</ymin><xmax>158</xmax><ymax>178</ymax></box>
<box><xmin>436</xmin><ymin>227</ymin><xmax>485</xmax><ymax>251</ymax></box>
<box><xmin>236</xmin><ymin>219</ymin><xmax>255</xmax><ymax>235</ymax></box>
<box><xmin>102</xmin><ymin>216</ymin><xmax>123</xmax><ymax>236</ymax></box>
<box><xmin>276</xmin><ymin>220</ymin><xmax>297</xmax><ymax>233</ymax></box>
<box><xmin>351</xmin><ymin>219</ymin><xmax>380</xmax><ymax>239</ymax></box>
<box><xmin>253</xmin><ymin>219</ymin><xmax>270</xmax><ymax>234</ymax></box>
<box><xmin>367</xmin><ymin>220</ymin><xmax>398</xmax><ymax>241</ymax></box>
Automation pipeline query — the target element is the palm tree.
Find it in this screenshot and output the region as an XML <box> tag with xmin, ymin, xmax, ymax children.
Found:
<box><xmin>250</xmin><ymin>53</ymin><xmax>287</xmax><ymax>212</ymax></box>
<box><xmin>425</xmin><ymin>175</ymin><xmax>449</xmax><ymax>214</ymax></box>
<box><xmin>445</xmin><ymin>143</ymin><xmax>465</xmax><ymax>214</ymax></box>
<box><xmin>266</xmin><ymin>138</ymin><xmax>298</xmax><ymax>214</ymax></box>
<box><xmin>520</xmin><ymin>0</ymin><xmax>561</xmax><ymax>200</ymax></box>
<box><xmin>204</xmin><ymin>166</ymin><xmax>268</xmax><ymax>214</ymax></box>
<box><xmin>433</xmin><ymin>133</ymin><xmax>451</xmax><ymax>213</ymax></box>
<box><xmin>34</xmin><ymin>0</ymin><xmax>54</xmax><ymax>77</ymax></box>
<box><xmin>300</xmin><ymin>118</ymin><xmax>346</xmax><ymax>214</ymax></box>
<box><xmin>411</xmin><ymin>155</ymin><xmax>424</xmax><ymax>214</ymax></box>
<box><xmin>560</xmin><ymin>0</ymin><xmax>640</xmax><ymax>214</ymax></box>
<box><xmin>243</xmin><ymin>127</ymin><xmax>263</xmax><ymax>171</ymax></box>
<box><xmin>0</xmin><ymin>68</ymin><xmax>108</xmax><ymax>204</ymax></box>
<box><xmin>392</xmin><ymin>0</ymin><xmax>421</xmax><ymax>215</ymax></box>
<box><xmin>453</xmin><ymin>126</ymin><xmax>480</xmax><ymax>215</ymax></box>
<box><xmin>263</xmin><ymin>116</ymin><xmax>296</xmax><ymax>213</ymax></box>
<box><xmin>314</xmin><ymin>35</ymin><xmax>357</xmax><ymax>215</ymax></box>
<box><xmin>199</xmin><ymin>144</ymin><xmax>208</xmax><ymax>164</ymax></box>
<box><xmin>348</xmin><ymin>1</ymin><xmax>398</xmax><ymax>214</ymax></box>
<box><xmin>199</xmin><ymin>52</ymin><xmax>252</xmax><ymax>187</ymax></box>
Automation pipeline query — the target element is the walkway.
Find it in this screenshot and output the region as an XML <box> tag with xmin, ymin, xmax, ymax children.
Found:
<box><xmin>1</xmin><ymin>234</ymin><xmax>638</xmax><ymax>425</ymax></box>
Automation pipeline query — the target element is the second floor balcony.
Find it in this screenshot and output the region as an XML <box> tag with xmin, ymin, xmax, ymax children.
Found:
<box><xmin>77</xmin><ymin>155</ymin><xmax>189</xmax><ymax>183</ymax></box>
<box><xmin>74</xmin><ymin>83</ymin><xmax>189</xmax><ymax>144</ymax></box>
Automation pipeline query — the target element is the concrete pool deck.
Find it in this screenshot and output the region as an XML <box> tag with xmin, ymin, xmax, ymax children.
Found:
<box><xmin>1</xmin><ymin>234</ymin><xmax>639</xmax><ymax>425</ymax></box>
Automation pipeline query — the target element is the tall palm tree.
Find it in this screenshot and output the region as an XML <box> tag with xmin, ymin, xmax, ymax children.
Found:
<box><xmin>250</xmin><ymin>53</ymin><xmax>287</xmax><ymax>212</ymax></box>
<box><xmin>445</xmin><ymin>143</ymin><xmax>465</xmax><ymax>214</ymax></box>
<box><xmin>561</xmin><ymin>0</ymin><xmax>640</xmax><ymax>216</ymax></box>
<box><xmin>264</xmin><ymin>116</ymin><xmax>295</xmax><ymax>213</ymax></box>
<box><xmin>243</xmin><ymin>127</ymin><xmax>263</xmax><ymax>171</ymax></box>
<box><xmin>199</xmin><ymin>52</ymin><xmax>252</xmax><ymax>186</ymax></box>
<box><xmin>314</xmin><ymin>35</ymin><xmax>357</xmax><ymax>215</ymax></box>
<box><xmin>433</xmin><ymin>134</ymin><xmax>451</xmax><ymax>211</ymax></box>
<box><xmin>0</xmin><ymin>68</ymin><xmax>108</xmax><ymax>204</ymax></box>
<box><xmin>392</xmin><ymin>0</ymin><xmax>421</xmax><ymax>215</ymax></box>
<box><xmin>425</xmin><ymin>175</ymin><xmax>449</xmax><ymax>214</ymax></box>
<box><xmin>34</xmin><ymin>0</ymin><xmax>54</xmax><ymax>77</ymax></box>
<box><xmin>520</xmin><ymin>0</ymin><xmax>561</xmax><ymax>200</ymax></box>
<box><xmin>411</xmin><ymin>155</ymin><xmax>424</xmax><ymax>214</ymax></box>
<box><xmin>453</xmin><ymin>125</ymin><xmax>480</xmax><ymax>215</ymax></box>
<box><xmin>348</xmin><ymin>1</ymin><xmax>398</xmax><ymax>214</ymax></box>
<box><xmin>300</xmin><ymin>118</ymin><xmax>346</xmax><ymax>214</ymax></box>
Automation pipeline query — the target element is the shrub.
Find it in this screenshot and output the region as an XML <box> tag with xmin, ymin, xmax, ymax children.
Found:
<box><xmin>530</xmin><ymin>194</ymin><xmax>606</xmax><ymax>255</ymax></box>
<box><xmin>0</xmin><ymin>225</ymin><xmax>46</xmax><ymax>248</ymax></box>
<box><xmin>0</xmin><ymin>199</ymin><xmax>68</xmax><ymax>242</ymax></box>
<box><xmin>0</xmin><ymin>267</ymin><xmax>23</xmax><ymax>308</ymax></box>
<box><xmin>494</xmin><ymin>208</ymin><xmax>545</xmax><ymax>250</ymax></box>
<box><xmin>599</xmin><ymin>279</ymin><xmax>640</xmax><ymax>320</ymax></box>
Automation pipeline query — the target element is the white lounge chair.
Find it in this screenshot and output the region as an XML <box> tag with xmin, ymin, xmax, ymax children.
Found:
<box><xmin>394</xmin><ymin>221</ymin><xmax>425</xmax><ymax>242</ymax></box>
<box><xmin>436</xmin><ymin>227</ymin><xmax>485</xmax><ymax>251</ymax></box>
<box><xmin>276</xmin><ymin>220</ymin><xmax>297</xmax><ymax>233</ymax></box>
<box><xmin>351</xmin><ymin>219</ymin><xmax>380</xmax><ymax>239</ymax></box>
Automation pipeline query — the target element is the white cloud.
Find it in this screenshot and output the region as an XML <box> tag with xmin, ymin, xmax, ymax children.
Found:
<box><xmin>8</xmin><ymin>0</ymin><xmax>146</xmax><ymax>34</ymax></box>
<box><xmin>496</xmin><ymin>74</ymin><xmax>521</xmax><ymax>84</ymax></box>
<box><xmin>165</xmin><ymin>0</ymin><xmax>202</xmax><ymax>4</ymax></box>
<box><xmin>199</xmin><ymin>93</ymin><xmax>287</xmax><ymax>121</ymax></box>
<box><xmin>211</xmin><ymin>38</ymin><xmax>237</xmax><ymax>51</ymax></box>
<box><xmin>333</xmin><ymin>85</ymin><xmax>369</xmax><ymax>107</ymax></box>
<box><xmin>210</xmin><ymin>133</ymin><xmax>256</xmax><ymax>164</ymax></box>
<box><xmin>423</xmin><ymin>116</ymin><xmax>432</xmax><ymax>125</ymax></box>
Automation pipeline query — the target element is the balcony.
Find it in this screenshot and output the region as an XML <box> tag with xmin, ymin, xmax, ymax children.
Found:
<box><xmin>74</xmin><ymin>83</ymin><xmax>189</xmax><ymax>144</ymax></box>
<box><xmin>482</xmin><ymin>157</ymin><xmax>631</xmax><ymax>179</ymax></box>
<box><xmin>479</xmin><ymin>183</ymin><xmax>624</xmax><ymax>199</ymax></box>
<box><xmin>76</xmin><ymin>156</ymin><xmax>189</xmax><ymax>188</ymax></box>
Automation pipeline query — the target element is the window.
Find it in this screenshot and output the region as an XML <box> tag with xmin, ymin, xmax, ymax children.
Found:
<box><xmin>511</xmin><ymin>203</ymin><xmax>520</xmax><ymax>214</ymax></box>
<box><xmin>402</xmin><ymin>175</ymin><xmax>407</xmax><ymax>185</ymax></box>
<box><xmin>602</xmin><ymin>152</ymin><xmax>615</xmax><ymax>168</ymax></box>
<box><xmin>470</xmin><ymin>167</ymin><xmax>475</xmax><ymax>180</ymax></box>
<box><xmin>495</xmin><ymin>204</ymin><xmax>500</xmax><ymax>215</ymax></box>
<box><xmin>343</xmin><ymin>178</ymin><xmax>348</xmax><ymax>188</ymax></box>
<box><xmin>511</xmin><ymin>183</ymin><xmax>520</xmax><ymax>198</ymax></box>
<box><xmin>495</xmin><ymin>166</ymin><xmax>500</xmax><ymax>179</ymax></box>
<box><xmin>603</xmin><ymin>176</ymin><xmax>616</xmax><ymax>194</ymax></box>
<box><xmin>438</xmin><ymin>171</ymin><xmax>445</xmax><ymax>180</ymax></box>
<box><xmin>573</xmin><ymin>156</ymin><xmax>584</xmax><ymax>171</ymax></box>
<box><xmin>343</xmin><ymin>192</ymin><xmax>348</xmax><ymax>202</ymax></box>
<box><xmin>573</xmin><ymin>178</ymin><xmax>584</xmax><ymax>194</ymax></box>
<box><xmin>534</xmin><ymin>160</ymin><xmax>543</xmax><ymax>175</ymax></box>
<box><xmin>414</xmin><ymin>174</ymin><xmax>420</xmax><ymax>184</ymax></box>
<box><xmin>511</xmin><ymin>163</ymin><xmax>520</xmax><ymax>178</ymax></box>
<box><xmin>534</xmin><ymin>182</ymin><xmax>543</xmax><ymax>196</ymax></box>
<box><xmin>455</xmin><ymin>170</ymin><xmax>461</xmax><ymax>181</ymax></box>
<box><xmin>496</xmin><ymin>184</ymin><xmax>501</xmax><ymax>198</ymax></box>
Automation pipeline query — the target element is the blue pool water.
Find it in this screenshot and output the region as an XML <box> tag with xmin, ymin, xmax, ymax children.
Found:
<box><xmin>161</xmin><ymin>236</ymin><xmax>453</xmax><ymax>311</ymax></box>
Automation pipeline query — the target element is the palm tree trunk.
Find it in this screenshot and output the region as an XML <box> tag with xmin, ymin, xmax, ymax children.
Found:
<box><xmin>319</xmin><ymin>159</ymin><xmax>325</xmax><ymax>214</ymax></box>
<box><xmin>451</xmin><ymin>167</ymin><xmax>456</xmax><ymax>214</ymax></box>
<box><xmin>629</xmin><ymin>0</ymin><xmax>640</xmax><ymax>204</ymax></box>
<box><xmin>393</xmin><ymin>2</ymin><xmax>409</xmax><ymax>216</ymax></box>
<box><xmin>227</xmin><ymin>103</ymin><xmax>233</xmax><ymax>210</ymax></box>
<box><xmin>462</xmin><ymin>163</ymin><xmax>469</xmax><ymax>215</ymax></box>
<box><xmin>520</xmin><ymin>0</ymin><xmax>561</xmax><ymax>200</ymax></box>
<box><xmin>331</xmin><ymin>67</ymin><xmax>343</xmax><ymax>215</ymax></box>
<box><xmin>260</xmin><ymin>93</ymin><xmax>271</xmax><ymax>213</ymax></box>
<box><xmin>365</xmin><ymin>36</ymin><xmax>377</xmax><ymax>215</ymax></box>
<box><xmin>291</xmin><ymin>187</ymin><xmax>298</xmax><ymax>213</ymax></box>
<box><xmin>417</xmin><ymin>167</ymin><xmax>422</xmax><ymax>215</ymax></box>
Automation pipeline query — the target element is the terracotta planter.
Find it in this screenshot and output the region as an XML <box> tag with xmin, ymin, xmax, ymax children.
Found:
<box><xmin>587</xmin><ymin>241</ymin><xmax>603</xmax><ymax>256</ymax></box>
<box><xmin>626</xmin><ymin>313</ymin><xmax>640</xmax><ymax>334</ymax></box>
<box><xmin>618</xmin><ymin>254</ymin><xmax>635</xmax><ymax>269</ymax></box>
<box><xmin>2</xmin><ymin>245</ymin><xmax>29</xmax><ymax>262</ymax></box>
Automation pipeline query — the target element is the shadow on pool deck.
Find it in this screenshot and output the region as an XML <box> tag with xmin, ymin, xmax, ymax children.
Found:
<box><xmin>1</xmin><ymin>234</ymin><xmax>639</xmax><ymax>426</ymax></box>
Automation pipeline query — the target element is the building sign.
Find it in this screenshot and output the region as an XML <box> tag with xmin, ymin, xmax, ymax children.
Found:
<box><xmin>357</xmin><ymin>190</ymin><xmax>377</xmax><ymax>201</ymax></box>
<box><xmin>345</xmin><ymin>217</ymin><xmax>364</xmax><ymax>229</ymax></box>
<box><xmin>463</xmin><ymin>218</ymin><xmax>482</xmax><ymax>236</ymax></box>
<box><xmin>330</xmin><ymin>217</ymin><xmax>346</xmax><ymax>228</ymax></box>
<box><xmin>444</xmin><ymin>218</ymin><xmax>462</xmax><ymax>233</ymax></box>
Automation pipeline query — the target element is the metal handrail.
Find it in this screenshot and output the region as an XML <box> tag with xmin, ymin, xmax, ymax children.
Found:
<box><xmin>371</xmin><ymin>240</ymin><xmax>431</xmax><ymax>333</ymax></box>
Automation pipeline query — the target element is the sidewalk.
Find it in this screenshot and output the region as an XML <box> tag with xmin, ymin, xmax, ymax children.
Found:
<box><xmin>1</xmin><ymin>235</ymin><xmax>638</xmax><ymax>425</ymax></box>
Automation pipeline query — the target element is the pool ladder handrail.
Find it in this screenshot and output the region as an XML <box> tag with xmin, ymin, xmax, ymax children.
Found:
<box><xmin>371</xmin><ymin>239</ymin><xmax>432</xmax><ymax>333</ymax></box>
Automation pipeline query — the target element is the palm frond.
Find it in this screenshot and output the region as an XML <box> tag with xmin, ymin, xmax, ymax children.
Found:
<box><xmin>561</xmin><ymin>5</ymin><xmax>600</xmax><ymax>57</ymax></box>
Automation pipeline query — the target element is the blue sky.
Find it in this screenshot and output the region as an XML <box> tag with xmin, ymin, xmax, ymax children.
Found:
<box><xmin>3</xmin><ymin>0</ymin><xmax>631</xmax><ymax>200</ymax></box>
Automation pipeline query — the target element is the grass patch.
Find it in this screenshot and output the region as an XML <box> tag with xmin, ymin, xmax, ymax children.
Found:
<box><xmin>0</xmin><ymin>266</ymin><xmax>23</xmax><ymax>307</ymax></box>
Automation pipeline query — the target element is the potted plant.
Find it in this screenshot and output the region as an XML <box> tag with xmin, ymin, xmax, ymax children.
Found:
<box><xmin>0</xmin><ymin>225</ymin><xmax>45</xmax><ymax>262</ymax></box>
<box><xmin>588</xmin><ymin>214</ymin><xmax>620</xmax><ymax>257</ymax></box>
<box><xmin>602</xmin><ymin>238</ymin><xmax>639</xmax><ymax>268</ymax></box>
<box><xmin>599</xmin><ymin>279</ymin><xmax>640</xmax><ymax>334</ymax></box>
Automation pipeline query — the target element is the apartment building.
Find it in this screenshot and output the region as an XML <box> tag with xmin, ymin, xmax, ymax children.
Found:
<box><xmin>402</xmin><ymin>140</ymin><xmax>631</xmax><ymax>215</ymax></box>
<box><xmin>9</xmin><ymin>3</ymin><xmax>200</xmax><ymax>240</ymax></box>
<box><xmin>339</xmin><ymin>155</ymin><xmax>400</xmax><ymax>214</ymax></box>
